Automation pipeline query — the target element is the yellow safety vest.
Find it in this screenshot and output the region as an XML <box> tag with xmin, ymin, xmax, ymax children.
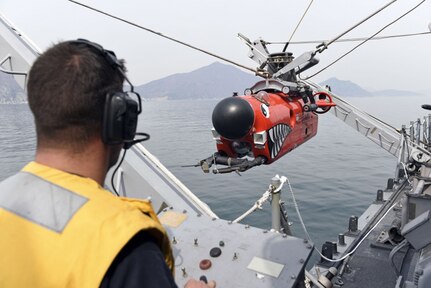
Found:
<box><xmin>0</xmin><ymin>162</ymin><xmax>174</xmax><ymax>287</ymax></box>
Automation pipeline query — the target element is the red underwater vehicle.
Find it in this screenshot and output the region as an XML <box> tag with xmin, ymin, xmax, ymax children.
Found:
<box><xmin>200</xmin><ymin>39</ymin><xmax>336</xmax><ymax>173</ymax></box>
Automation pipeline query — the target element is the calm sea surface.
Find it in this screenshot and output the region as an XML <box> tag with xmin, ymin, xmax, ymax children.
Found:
<box><xmin>0</xmin><ymin>95</ymin><xmax>429</xmax><ymax>251</ymax></box>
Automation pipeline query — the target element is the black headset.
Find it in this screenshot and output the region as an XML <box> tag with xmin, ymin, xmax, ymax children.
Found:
<box><xmin>69</xmin><ymin>39</ymin><xmax>149</xmax><ymax>149</ymax></box>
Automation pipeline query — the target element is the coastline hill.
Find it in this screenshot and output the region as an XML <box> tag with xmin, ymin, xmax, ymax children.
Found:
<box><xmin>135</xmin><ymin>62</ymin><xmax>260</xmax><ymax>100</ymax></box>
<box><xmin>0</xmin><ymin>63</ymin><xmax>422</xmax><ymax>103</ymax></box>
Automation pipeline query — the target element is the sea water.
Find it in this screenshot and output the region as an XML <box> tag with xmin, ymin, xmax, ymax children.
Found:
<box><xmin>0</xmin><ymin>95</ymin><xmax>429</xmax><ymax>251</ymax></box>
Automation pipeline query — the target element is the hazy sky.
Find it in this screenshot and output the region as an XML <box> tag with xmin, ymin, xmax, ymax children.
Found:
<box><xmin>1</xmin><ymin>0</ymin><xmax>430</xmax><ymax>93</ymax></box>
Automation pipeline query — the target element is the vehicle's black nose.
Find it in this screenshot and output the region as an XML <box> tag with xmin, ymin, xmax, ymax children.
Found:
<box><xmin>212</xmin><ymin>97</ymin><xmax>254</xmax><ymax>140</ymax></box>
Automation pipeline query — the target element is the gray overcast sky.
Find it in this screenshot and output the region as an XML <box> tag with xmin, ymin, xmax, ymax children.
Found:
<box><xmin>1</xmin><ymin>0</ymin><xmax>430</xmax><ymax>93</ymax></box>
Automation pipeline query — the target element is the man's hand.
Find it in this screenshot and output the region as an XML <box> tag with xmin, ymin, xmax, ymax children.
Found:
<box><xmin>184</xmin><ymin>278</ymin><xmax>216</xmax><ymax>288</ymax></box>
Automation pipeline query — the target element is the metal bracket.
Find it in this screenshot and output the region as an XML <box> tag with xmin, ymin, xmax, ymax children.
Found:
<box><xmin>0</xmin><ymin>54</ymin><xmax>28</xmax><ymax>76</ymax></box>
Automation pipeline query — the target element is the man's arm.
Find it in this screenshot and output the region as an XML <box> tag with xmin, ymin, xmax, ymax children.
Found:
<box><xmin>100</xmin><ymin>231</ymin><xmax>177</xmax><ymax>288</ymax></box>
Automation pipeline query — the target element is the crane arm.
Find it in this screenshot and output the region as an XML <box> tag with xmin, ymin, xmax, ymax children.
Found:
<box><xmin>306</xmin><ymin>80</ymin><xmax>406</xmax><ymax>158</ymax></box>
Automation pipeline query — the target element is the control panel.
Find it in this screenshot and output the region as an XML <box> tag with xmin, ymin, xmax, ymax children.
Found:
<box><xmin>159</xmin><ymin>209</ymin><xmax>313</xmax><ymax>287</ymax></box>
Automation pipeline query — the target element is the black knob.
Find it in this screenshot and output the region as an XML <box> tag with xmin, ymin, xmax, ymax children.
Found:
<box><xmin>200</xmin><ymin>276</ymin><xmax>208</xmax><ymax>284</ymax></box>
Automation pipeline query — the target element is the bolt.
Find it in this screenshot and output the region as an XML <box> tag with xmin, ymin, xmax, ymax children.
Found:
<box><xmin>197</xmin><ymin>213</ymin><xmax>202</xmax><ymax>217</ymax></box>
<box><xmin>183</xmin><ymin>209</ymin><xmax>188</xmax><ymax>214</ymax></box>
<box><xmin>417</xmin><ymin>269</ymin><xmax>424</xmax><ymax>276</ymax></box>
<box><xmin>335</xmin><ymin>276</ymin><xmax>344</xmax><ymax>286</ymax></box>
<box><xmin>233</xmin><ymin>253</ymin><xmax>238</xmax><ymax>260</ymax></box>
<box><xmin>169</xmin><ymin>206</ymin><xmax>173</xmax><ymax>210</ymax></box>
<box><xmin>299</xmin><ymin>259</ymin><xmax>305</xmax><ymax>264</ymax></box>
<box><xmin>263</xmin><ymin>230</ymin><xmax>268</xmax><ymax>233</ymax></box>
<box><xmin>306</xmin><ymin>244</ymin><xmax>312</xmax><ymax>249</ymax></box>
<box><xmin>282</xmin><ymin>234</ymin><xmax>287</xmax><ymax>238</ymax></box>
<box><xmin>245</xmin><ymin>225</ymin><xmax>250</xmax><ymax>229</ymax></box>
<box><xmin>219</xmin><ymin>241</ymin><xmax>225</xmax><ymax>247</ymax></box>
<box><xmin>172</xmin><ymin>237</ymin><xmax>177</xmax><ymax>244</ymax></box>
<box><xmin>212</xmin><ymin>217</ymin><xmax>217</xmax><ymax>221</ymax></box>
<box><xmin>291</xmin><ymin>275</ymin><xmax>296</xmax><ymax>279</ymax></box>
<box><xmin>303</xmin><ymin>239</ymin><xmax>308</xmax><ymax>244</ymax></box>
<box><xmin>194</xmin><ymin>238</ymin><xmax>198</xmax><ymax>246</ymax></box>
<box><xmin>163</xmin><ymin>208</ymin><xmax>168</xmax><ymax>212</ymax></box>
<box><xmin>182</xmin><ymin>267</ymin><xmax>187</xmax><ymax>277</ymax></box>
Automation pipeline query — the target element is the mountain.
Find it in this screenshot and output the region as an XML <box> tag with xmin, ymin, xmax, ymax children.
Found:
<box><xmin>0</xmin><ymin>73</ymin><xmax>26</xmax><ymax>104</ymax></box>
<box><xmin>137</xmin><ymin>63</ymin><xmax>421</xmax><ymax>101</ymax></box>
<box><xmin>135</xmin><ymin>62</ymin><xmax>260</xmax><ymax>100</ymax></box>
<box><xmin>319</xmin><ymin>77</ymin><xmax>422</xmax><ymax>97</ymax></box>
<box><xmin>1</xmin><ymin>63</ymin><xmax>422</xmax><ymax>103</ymax></box>
<box><xmin>319</xmin><ymin>77</ymin><xmax>373</xmax><ymax>97</ymax></box>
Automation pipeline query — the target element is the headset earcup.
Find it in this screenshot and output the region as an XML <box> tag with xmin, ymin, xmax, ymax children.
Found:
<box><xmin>103</xmin><ymin>92</ymin><xmax>127</xmax><ymax>144</ymax></box>
<box><xmin>122</xmin><ymin>95</ymin><xmax>139</xmax><ymax>141</ymax></box>
<box><xmin>102</xmin><ymin>92</ymin><xmax>139</xmax><ymax>145</ymax></box>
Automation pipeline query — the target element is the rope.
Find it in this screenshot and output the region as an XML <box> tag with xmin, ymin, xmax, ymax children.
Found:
<box><xmin>304</xmin><ymin>0</ymin><xmax>426</xmax><ymax>79</ymax></box>
<box><xmin>232</xmin><ymin>175</ymin><xmax>287</xmax><ymax>223</ymax></box>
<box><xmin>67</xmin><ymin>0</ymin><xmax>258</xmax><ymax>75</ymax></box>
<box><xmin>232</xmin><ymin>189</ymin><xmax>271</xmax><ymax>223</ymax></box>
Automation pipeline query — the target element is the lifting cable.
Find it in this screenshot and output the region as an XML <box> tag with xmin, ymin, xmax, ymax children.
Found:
<box><xmin>303</xmin><ymin>0</ymin><xmax>426</xmax><ymax>80</ymax></box>
<box><xmin>67</xmin><ymin>0</ymin><xmax>259</xmax><ymax>75</ymax></box>
<box><xmin>68</xmin><ymin>0</ymin><xmax>428</xmax><ymax>82</ymax></box>
<box><xmin>282</xmin><ymin>0</ymin><xmax>315</xmax><ymax>52</ymax></box>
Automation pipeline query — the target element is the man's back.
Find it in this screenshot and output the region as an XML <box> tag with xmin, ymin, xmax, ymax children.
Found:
<box><xmin>0</xmin><ymin>162</ymin><xmax>173</xmax><ymax>287</ymax></box>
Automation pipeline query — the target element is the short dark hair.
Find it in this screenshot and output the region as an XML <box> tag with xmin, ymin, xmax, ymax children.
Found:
<box><xmin>27</xmin><ymin>41</ymin><xmax>126</xmax><ymax>151</ymax></box>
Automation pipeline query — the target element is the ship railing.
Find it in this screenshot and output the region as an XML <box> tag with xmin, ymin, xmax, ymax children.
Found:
<box><xmin>394</xmin><ymin>116</ymin><xmax>431</xmax><ymax>183</ymax></box>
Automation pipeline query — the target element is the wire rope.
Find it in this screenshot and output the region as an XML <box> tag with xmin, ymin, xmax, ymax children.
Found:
<box><xmin>268</xmin><ymin>31</ymin><xmax>431</xmax><ymax>45</ymax></box>
<box><xmin>283</xmin><ymin>0</ymin><xmax>315</xmax><ymax>52</ymax></box>
<box><xmin>67</xmin><ymin>0</ymin><xmax>259</xmax><ymax>75</ymax></box>
<box><xmin>303</xmin><ymin>0</ymin><xmax>426</xmax><ymax>80</ymax></box>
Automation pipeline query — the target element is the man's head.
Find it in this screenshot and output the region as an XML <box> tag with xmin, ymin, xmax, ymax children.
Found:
<box><xmin>27</xmin><ymin>40</ymin><xmax>126</xmax><ymax>153</ymax></box>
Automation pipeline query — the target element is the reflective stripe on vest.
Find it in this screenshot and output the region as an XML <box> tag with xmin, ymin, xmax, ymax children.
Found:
<box><xmin>0</xmin><ymin>171</ymin><xmax>88</xmax><ymax>233</ymax></box>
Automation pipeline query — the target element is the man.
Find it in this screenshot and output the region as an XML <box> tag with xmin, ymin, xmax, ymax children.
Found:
<box><xmin>0</xmin><ymin>40</ymin><xmax>215</xmax><ymax>288</ymax></box>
